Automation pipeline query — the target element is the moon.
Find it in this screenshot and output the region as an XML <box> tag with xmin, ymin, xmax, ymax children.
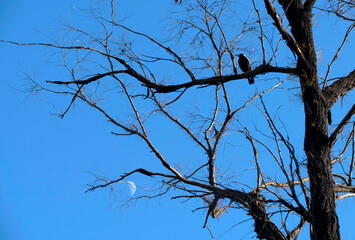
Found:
<box><xmin>126</xmin><ymin>181</ymin><xmax>136</xmax><ymax>195</ymax></box>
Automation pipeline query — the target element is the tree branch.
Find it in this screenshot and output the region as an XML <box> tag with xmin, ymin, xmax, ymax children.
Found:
<box><xmin>329</xmin><ymin>104</ymin><xmax>355</xmax><ymax>148</ymax></box>
<box><xmin>147</xmin><ymin>65</ymin><xmax>296</xmax><ymax>93</ymax></box>
<box><xmin>46</xmin><ymin>70</ymin><xmax>127</xmax><ymax>85</ymax></box>
<box><xmin>85</xmin><ymin>168</ymin><xmax>175</xmax><ymax>193</ymax></box>
<box><xmin>287</xmin><ymin>217</ymin><xmax>306</xmax><ymax>239</ymax></box>
<box><xmin>264</xmin><ymin>0</ymin><xmax>305</xmax><ymax>61</ymax></box>
<box><xmin>252</xmin><ymin>0</ymin><xmax>267</xmax><ymax>65</ymax></box>
<box><xmin>323</xmin><ymin>69</ymin><xmax>355</xmax><ymax>107</ymax></box>
<box><xmin>111</xmin><ymin>23</ymin><xmax>196</xmax><ymax>81</ymax></box>
<box><xmin>323</xmin><ymin>23</ymin><xmax>355</xmax><ymax>88</ymax></box>
<box><xmin>248</xmin><ymin>193</ymin><xmax>287</xmax><ymax>240</ymax></box>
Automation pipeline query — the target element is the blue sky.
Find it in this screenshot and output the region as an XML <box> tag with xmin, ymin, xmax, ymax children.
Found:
<box><xmin>1</xmin><ymin>1</ymin><xmax>354</xmax><ymax>240</ymax></box>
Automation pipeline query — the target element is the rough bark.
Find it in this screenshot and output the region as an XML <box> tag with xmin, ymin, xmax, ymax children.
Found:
<box><xmin>247</xmin><ymin>193</ymin><xmax>286</xmax><ymax>240</ymax></box>
<box><xmin>276</xmin><ymin>0</ymin><xmax>341</xmax><ymax>239</ymax></box>
<box><xmin>323</xmin><ymin>69</ymin><xmax>355</xmax><ymax>107</ymax></box>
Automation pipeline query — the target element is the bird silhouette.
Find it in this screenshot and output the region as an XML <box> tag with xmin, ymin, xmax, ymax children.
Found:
<box><xmin>238</xmin><ymin>54</ymin><xmax>254</xmax><ymax>84</ymax></box>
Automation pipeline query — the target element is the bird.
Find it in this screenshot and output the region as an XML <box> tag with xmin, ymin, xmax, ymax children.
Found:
<box><xmin>238</xmin><ymin>54</ymin><xmax>254</xmax><ymax>84</ymax></box>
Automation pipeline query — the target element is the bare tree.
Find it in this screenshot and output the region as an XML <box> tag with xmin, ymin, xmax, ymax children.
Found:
<box><xmin>2</xmin><ymin>0</ymin><xmax>355</xmax><ymax>239</ymax></box>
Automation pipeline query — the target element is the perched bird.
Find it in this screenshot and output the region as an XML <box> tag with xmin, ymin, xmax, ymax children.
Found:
<box><xmin>238</xmin><ymin>54</ymin><xmax>254</xmax><ymax>84</ymax></box>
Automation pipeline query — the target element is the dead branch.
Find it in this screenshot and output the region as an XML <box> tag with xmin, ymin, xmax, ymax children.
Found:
<box><xmin>323</xmin><ymin>23</ymin><xmax>355</xmax><ymax>88</ymax></box>
<box><xmin>263</xmin><ymin>0</ymin><xmax>305</xmax><ymax>61</ymax></box>
<box><xmin>323</xmin><ymin>69</ymin><xmax>355</xmax><ymax>107</ymax></box>
<box><xmin>329</xmin><ymin>104</ymin><xmax>355</xmax><ymax>148</ymax></box>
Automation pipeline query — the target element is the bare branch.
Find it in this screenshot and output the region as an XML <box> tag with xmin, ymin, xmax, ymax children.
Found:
<box><xmin>154</xmin><ymin>97</ymin><xmax>208</xmax><ymax>152</ymax></box>
<box><xmin>205</xmin><ymin>86</ymin><xmax>219</xmax><ymax>187</ymax></box>
<box><xmin>110</xmin><ymin>23</ymin><xmax>196</xmax><ymax>81</ymax></box>
<box><xmin>263</xmin><ymin>0</ymin><xmax>305</xmax><ymax>61</ymax></box>
<box><xmin>252</xmin><ymin>0</ymin><xmax>267</xmax><ymax>65</ymax></box>
<box><xmin>329</xmin><ymin>104</ymin><xmax>355</xmax><ymax>148</ymax></box>
<box><xmin>59</xmin><ymin>85</ymin><xmax>84</xmax><ymax>119</ymax></box>
<box><xmin>150</xmin><ymin>65</ymin><xmax>295</xmax><ymax>93</ymax></box>
<box><xmin>334</xmin><ymin>185</ymin><xmax>355</xmax><ymax>193</ymax></box>
<box><xmin>323</xmin><ymin>69</ymin><xmax>355</xmax><ymax>107</ymax></box>
<box><xmin>314</xmin><ymin>3</ymin><xmax>355</xmax><ymax>22</ymax></box>
<box><xmin>86</xmin><ymin>168</ymin><xmax>175</xmax><ymax>193</ymax></box>
<box><xmin>245</xmin><ymin>129</ymin><xmax>262</xmax><ymax>189</ymax></box>
<box><xmin>259</xmin><ymin>97</ymin><xmax>310</xmax><ymax>215</ymax></box>
<box><xmin>336</xmin><ymin>193</ymin><xmax>355</xmax><ymax>200</ymax></box>
<box><xmin>323</xmin><ymin>23</ymin><xmax>355</xmax><ymax>89</ymax></box>
<box><xmin>46</xmin><ymin>70</ymin><xmax>126</xmax><ymax>85</ymax></box>
<box><xmin>287</xmin><ymin>217</ymin><xmax>306</xmax><ymax>239</ymax></box>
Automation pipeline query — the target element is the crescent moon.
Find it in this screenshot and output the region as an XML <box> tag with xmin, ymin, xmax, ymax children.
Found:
<box><xmin>126</xmin><ymin>181</ymin><xmax>136</xmax><ymax>195</ymax></box>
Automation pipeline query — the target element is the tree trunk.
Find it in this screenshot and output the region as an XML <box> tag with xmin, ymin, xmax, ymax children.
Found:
<box><xmin>273</xmin><ymin>1</ymin><xmax>341</xmax><ymax>237</ymax></box>
<box><xmin>295</xmin><ymin>10</ymin><xmax>341</xmax><ymax>240</ymax></box>
<box><xmin>301</xmin><ymin>73</ymin><xmax>340</xmax><ymax>239</ymax></box>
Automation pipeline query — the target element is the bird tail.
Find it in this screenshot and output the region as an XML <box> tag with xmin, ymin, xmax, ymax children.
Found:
<box><xmin>248</xmin><ymin>77</ymin><xmax>254</xmax><ymax>85</ymax></box>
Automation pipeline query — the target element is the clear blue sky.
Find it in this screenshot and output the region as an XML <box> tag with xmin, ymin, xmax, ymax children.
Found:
<box><xmin>1</xmin><ymin>1</ymin><xmax>354</xmax><ymax>240</ymax></box>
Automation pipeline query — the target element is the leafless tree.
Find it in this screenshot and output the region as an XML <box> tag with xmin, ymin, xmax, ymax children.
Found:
<box><xmin>2</xmin><ymin>0</ymin><xmax>355</xmax><ymax>239</ymax></box>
